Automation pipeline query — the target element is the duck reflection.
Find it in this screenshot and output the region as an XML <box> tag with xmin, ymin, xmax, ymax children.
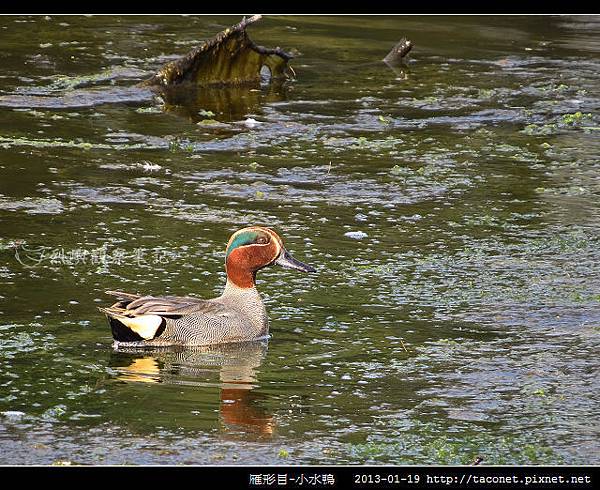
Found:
<box><xmin>109</xmin><ymin>340</ymin><xmax>274</xmax><ymax>435</ymax></box>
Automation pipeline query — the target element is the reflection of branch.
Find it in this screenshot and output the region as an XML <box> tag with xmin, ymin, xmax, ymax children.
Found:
<box><xmin>400</xmin><ymin>339</ymin><xmax>409</xmax><ymax>353</ymax></box>
<box><xmin>384</xmin><ymin>63</ymin><xmax>408</xmax><ymax>80</ymax></box>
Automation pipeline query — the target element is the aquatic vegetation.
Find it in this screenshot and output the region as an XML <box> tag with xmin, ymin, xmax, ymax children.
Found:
<box><xmin>476</xmin><ymin>88</ymin><xmax>494</xmax><ymax>99</ymax></box>
<box><xmin>561</xmin><ymin>111</ymin><xmax>592</xmax><ymax>125</ymax></box>
<box><xmin>45</xmin><ymin>67</ymin><xmax>148</xmax><ymax>91</ymax></box>
<box><xmin>0</xmin><ymin>196</ymin><xmax>65</xmax><ymax>215</ymax></box>
<box><xmin>536</xmin><ymin>82</ymin><xmax>569</xmax><ymax>93</ymax></box>
<box><xmin>0</xmin><ymin>15</ymin><xmax>599</xmax><ymax>466</ymax></box>
<box><xmin>390</xmin><ymin>165</ymin><xmax>407</xmax><ymax>176</ymax></box>
<box><xmin>135</xmin><ymin>106</ymin><xmax>163</xmax><ymax>114</ymax></box>
<box><xmin>522</xmin><ymin>112</ymin><xmax>594</xmax><ymax>135</ymax></box>
<box><xmin>341</xmin><ymin>135</ymin><xmax>403</xmax><ymax>152</ymax></box>
<box><xmin>196</xmin><ymin>119</ymin><xmax>222</xmax><ymax>126</ymax></box>
<box><xmin>198</xmin><ymin>109</ymin><xmax>216</xmax><ymax>118</ymax></box>
<box><xmin>0</xmin><ymin>135</ymin><xmax>164</xmax><ymax>151</ymax></box>
<box><xmin>521</xmin><ymin>123</ymin><xmax>557</xmax><ymax>136</ymax></box>
<box><xmin>347</xmin><ymin>429</ymin><xmax>561</xmax><ymax>465</ymax></box>
<box><xmin>168</xmin><ymin>137</ymin><xmax>195</xmax><ymax>152</ymax></box>
<box><xmin>51</xmin><ymin>460</ymin><xmax>74</xmax><ymax>466</ymax></box>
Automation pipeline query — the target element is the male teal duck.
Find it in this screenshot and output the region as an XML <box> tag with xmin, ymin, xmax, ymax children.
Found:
<box><xmin>100</xmin><ymin>226</ymin><xmax>315</xmax><ymax>347</ymax></box>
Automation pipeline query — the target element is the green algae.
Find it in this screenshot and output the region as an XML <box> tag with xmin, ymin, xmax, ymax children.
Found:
<box><xmin>0</xmin><ymin>196</ymin><xmax>64</xmax><ymax>215</ymax></box>
<box><xmin>135</xmin><ymin>106</ymin><xmax>163</xmax><ymax>114</ymax></box>
<box><xmin>347</xmin><ymin>429</ymin><xmax>561</xmax><ymax>465</ymax></box>
<box><xmin>168</xmin><ymin>137</ymin><xmax>195</xmax><ymax>152</ymax></box>
<box><xmin>522</xmin><ymin>123</ymin><xmax>557</xmax><ymax>136</ymax></box>
<box><xmin>342</xmin><ymin>135</ymin><xmax>403</xmax><ymax>152</ymax></box>
<box><xmin>562</xmin><ymin>111</ymin><xmax>592</xmax><ymax>125</ymax></box>
<box><xmin>389</xmin><ymin>164</ymin><xmax>409</xmax><ymax>176</ymax></box>
<box><xmin>198</xmin><ymin>109</ymin><xmax>216</xmax><ymax>118</ymax></box>
<box><xmin>0</xmin><ymin>135</ymin><xmax>164</xmax><ymax>151</ymax></box>
<box><xmin>46</xmin><ymin>67</ymin><xmax>147</xmax><ymax>91</ymax></box>
<box><xmin>0</xmin><ymin>15</ymin><xmax>599</xmax><ymax>468</ymax></box>
<box><xmin>476</xmin><ymin>88</ymin><xmax>494</xmax><ymax>98</ymax></box>
<box><xmin>536</xmin><ymin>82</ymin><xmax>569</xmax><ymax>93</ymax></box>
<box><xmin>196</xmin><ymin>118</ymin><xmax>222</xmax><ymax>126</ymax></box>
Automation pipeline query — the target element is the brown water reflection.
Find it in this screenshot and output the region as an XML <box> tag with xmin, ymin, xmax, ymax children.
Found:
<box><xmin>111</xmin><ymin>341</ymin><xmax>274</xmax><ymax>436</ymax></box>
<box><xmin>1</xmin><ymin>15</ymin><xmax>599</xmax><ymax>465</ymax></box>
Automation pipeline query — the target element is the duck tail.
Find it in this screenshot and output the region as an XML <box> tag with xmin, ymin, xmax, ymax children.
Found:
<box><xmin>99</xmin><ymin>307</ymin><xmax>166</xmax><ymax>342</ymax></box>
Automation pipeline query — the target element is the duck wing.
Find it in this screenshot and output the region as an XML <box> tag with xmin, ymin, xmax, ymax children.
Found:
<box><xmin>102</xmin><ymin>290</ymin><xmax>220</xmax><ymax>317</ymax></box>
<box><xmin>100</xmin><ymin>290</ymin><xmax>227</xmax><ymax>341</ymax></box>
<box><xmin>105</xmin><ymin>290</ymin><xmax>141</xmax><ymax>301</ymax></box>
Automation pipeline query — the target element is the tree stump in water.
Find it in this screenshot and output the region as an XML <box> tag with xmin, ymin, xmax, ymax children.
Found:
<box><xmin>141</xmin><ymin>15</ymin><xmax>294</xmax><ymax>89</ymax></box>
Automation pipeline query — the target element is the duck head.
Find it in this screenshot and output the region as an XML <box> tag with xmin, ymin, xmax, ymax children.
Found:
<box><xmin>225</xmin><ymin>226</ymin><xmax>315</xmax><ymax>288</ymax></box>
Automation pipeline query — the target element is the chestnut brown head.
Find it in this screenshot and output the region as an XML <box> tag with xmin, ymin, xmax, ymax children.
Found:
<box><xmin>225</xmin><ymin>226</ymin><xmax>315</xmax><ymax>288</ymax></box>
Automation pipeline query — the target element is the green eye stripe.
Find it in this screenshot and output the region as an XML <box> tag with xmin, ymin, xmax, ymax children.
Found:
<box><xmin>226</xmin><ymin>231</ymin><xmax>260</xmax><ymax>258</ymax></box>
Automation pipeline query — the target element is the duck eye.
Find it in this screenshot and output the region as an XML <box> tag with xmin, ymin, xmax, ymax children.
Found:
<box><xmin>256</xmin><ymin>236</ymin><xmax>269</xmax><ymax>245</ymax></box>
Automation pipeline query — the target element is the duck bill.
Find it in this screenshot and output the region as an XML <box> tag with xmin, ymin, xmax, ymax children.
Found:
<box><xmin>275</xmin><ymin>249</ymin><xmax>316</xmax><ymax>273</ymax></box>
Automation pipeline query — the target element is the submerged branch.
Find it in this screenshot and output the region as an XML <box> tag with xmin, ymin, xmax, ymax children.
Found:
<box><xmin>383</xmin><ymin>37</ymin><xmax>413</xmax><ymax>66</ymax></box>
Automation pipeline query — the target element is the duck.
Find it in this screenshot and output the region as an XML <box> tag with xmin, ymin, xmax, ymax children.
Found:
<box><xmin>100</xmin><ymin>226</ymin><xmax>315</xmax><ymax>347</ymax></box>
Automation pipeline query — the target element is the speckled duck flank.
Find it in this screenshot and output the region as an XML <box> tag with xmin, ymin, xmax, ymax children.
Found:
<box><xmin>100</xmin><ymin>226</ymin><xmax>313</xmax><ymax>347</ymax></box>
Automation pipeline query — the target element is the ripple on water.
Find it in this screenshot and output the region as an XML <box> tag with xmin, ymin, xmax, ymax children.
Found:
<box><xmin>65</xmin><ymin>185</ymin><xmax>160</xmax><ymax>204</ymax></box>
<box><xmin>0</xmin><ymin>196</ymin><xmax>64</xmax><ymax>215</ymax></box>
<box><xmin>0</xmin><ymin>15</ymin><xmax>599</xmax><ymax>465</ymax></box>
<box><xmin>172</xmin><ymin>165</ymin><xmax>468</xmax><ymax>206</ymax></box>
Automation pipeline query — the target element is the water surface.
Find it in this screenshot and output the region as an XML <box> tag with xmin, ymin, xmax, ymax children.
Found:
<box><xmin>0</xmin><ymin>15</ymin><xmax>599</xmax><ymax>465</ymax></box>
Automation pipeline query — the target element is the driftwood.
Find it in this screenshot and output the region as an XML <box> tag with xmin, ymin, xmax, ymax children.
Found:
<box><xmin>141</xmin><ymin>15</ymin><xmax>294</xmax><ymax>89</ymax></box>
<box><xmin>0</xmin><ymin>17</ymin><xmax>412</xmax><ymax>113</ymax></box>
<box><xmin>383</xmin><ymin>37</ymin><xmax>413</xmax><ymax>66</ymax></box>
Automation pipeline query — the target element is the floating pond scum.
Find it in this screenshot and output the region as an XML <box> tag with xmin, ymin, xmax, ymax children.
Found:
<box><xmin>0</xmin><ymin>15</ymin><xmax>599</xmax><ymax>471</ymax></box>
